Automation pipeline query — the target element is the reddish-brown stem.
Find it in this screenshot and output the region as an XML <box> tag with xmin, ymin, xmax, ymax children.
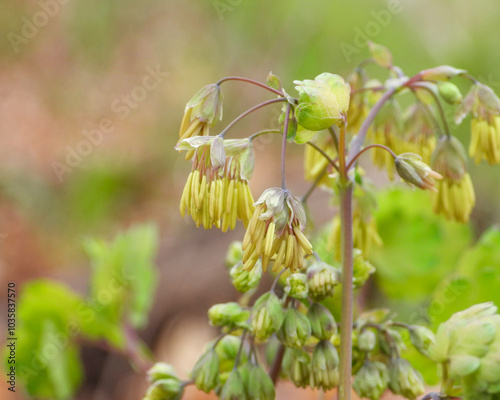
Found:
<box><xmin>346</xmin><ymin>144</ymin><xmax>397</xmax><ymax>170</ymax></box>
<box><xmin>216</xmin><ymin>76</ymin><xmax>284</xmax><ymax>96</ymax></box>
<box><xmin>219</xmin><ymin>97</ymin><xmax>287</xmax><ymax>138</ymax></box>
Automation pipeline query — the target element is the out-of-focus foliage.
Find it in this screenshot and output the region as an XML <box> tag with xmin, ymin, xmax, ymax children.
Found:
<box><xmin>4</xmin><ymin>224</ymin><xmax>159</xmax><ymax>400</ymax></box>
<box><xmin>373</xmin><ymin>187</ymin><xmax>471</xmax><ymax>301</ymax></box>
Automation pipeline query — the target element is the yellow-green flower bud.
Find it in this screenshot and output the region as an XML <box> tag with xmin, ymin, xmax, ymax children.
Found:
<box><xmin>220</xmin><ymin>368</ymin><xmax>248</xmax><ymax>400</ymax></box>
<box><xmin>431</xmin><ymin>136</ymin><xmax>467</xmax><ymax>181</ymax></box>
<box><xmin>247</xmin><ymin>364</ymin><xmax>276</xmax><ymax>400</ymax></box>
<box><xmin>409</xmin><ymin>326</ymin><xmax>435</xmax><ymax>358</ymax></box>
<box><xmin>251</xmin><ymin>293</ymin><xmax>285</xmax><ymax>341</ymax></box>
<box><xmin>379</xmin><ymin>328</ymin><xmax>405</xmax><ymax>357</ymax></box>
<box><xmin>307</xmin><ymin>302</ymin><xmax>337</xmax><ymax>340</ymax></box>
<box><xmin>185</xmin><ymin>84</ymin><xmax>223</xmax><ymax>125</ymax></box>
<box><xmin>307</xmin><ymin>262</ymin><xmax>340</xmax><ymax>301</ymax></box>
<box><xmin>438</xmin><ymin>82</ymin><xmax>463</xmax><ymax>105</ymax></box>
<box><xmin>294</xmin><ymin>73</ymin><xmax>350</xmax><ymax>130</ymax></box>
<box><xmin>353</xmin><ymin>361</ymin><xmax>389</xmax><ymax>400</ymax></box>
<box><xmin>284</xmin><ymin>273</ymin><xmax>308</xmax><ymax>299</ymax></box>
<box><xmin>225</xmin><ymin>241</ymin><xmax>243</xmax><ymax>268</ymax></box>
<box><xmin>147</xmin><ymin>362</ymin><xmax>178</xmax><ymax>383</ymax></box>
<box><xmin>266</xmin><ymin>71</ymin><xmax>282</xmax><ymax>91</ymax></box>
<box><xmin>420</xmin><ymin>65</ymin><xmax>466</xmax><ymax>81</ymax></box>
<box><xmin>353</xmin><ymin>248</ymin><xmax>376</xmax><ymax>288</ymax></box>
<box><xmin>191</xmin><ymin>349</ymin><xmax>220</xmax><ymax>393</ymax></box>
<box><xmin>358</xmin><ymin>329</ymin><xmax>377</xmax><ymax>353</ymax></box>
<box><xmin>208</xmin><ymin>302</ymin><xmax>250</xmax><ymax>329</ymax></box>
<box><xmin>395</xmin><ymin>153</ymin><xmax>443</xmax><ymax>192</ymax></box>
<box><xmin>229</xmin><ymin>262</ymin><xmax>262</xmax><ymax>293</ymax></box>
<box><xmin>368</xmin><ymin>41</ymin><xmax>393</xmax><ymax>68</ymax></box>
<box><xmin>277</xmin><ymin>307</ymin><xmax>312</xmax><ymax>348</ymax></box>
<box><xmin>215</xmin><ymin>336</ymin><xmax>247</xmax><ymax>372</ymax></box>
<box><xmin>388</xmin><ymin>358</ymin><xmax>425</xmax><ymax>400</ymax></box>
<box><xmin>143</xmin><ymin>378</ymin><xmax>184</xmax><ymax>400</ymax></box>
<box><xmin>311</xmin><ymin>340</ymin><xmax>340</xmax><ymax>390</ymax></box>
<box><xmin>282</xmin><ymin>348</ymin><xmax>311</xmax><ymax>388</ymax></box>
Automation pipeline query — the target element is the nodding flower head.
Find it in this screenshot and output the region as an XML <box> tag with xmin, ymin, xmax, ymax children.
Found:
<box><xmin>456</xmin><ymin>83</ymin><xmax>500</xmax><ymax>164</ymax></box>
<box><xmin>176</xmin><ymin>136</ymin><xmax>254</xmax><ymax>231</ymax></box>
<box><xmin>395</xmin><ymin>153</ymin><xmax>443</xmax><ymax>192</ymax></box>
<box><xmin>400</xmin><ymin>102</ymin><xmax>437</xmax><ymax>163</ymax></box>
<box><xmin>242</xmin><ymin>188</ymin><xmax>313</xmax><ymax>272</ymax></box>
<box><xmin>178</xmin><ymin>84</ymin><xmax>223</xmax><ymax>160</ymax></box>
<box><xmin>430</xmin><ymin>136</ymin><xmax>475</xmax><ymax>223</ymax></box>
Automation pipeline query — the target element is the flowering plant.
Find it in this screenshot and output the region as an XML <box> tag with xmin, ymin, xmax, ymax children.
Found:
<box><xmin>146</xmin><ymin>43</ymin><xmax>500</xmax><ymax>400</ymax></box>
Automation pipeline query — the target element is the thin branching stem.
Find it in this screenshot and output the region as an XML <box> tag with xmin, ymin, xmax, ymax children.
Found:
<box><xmin>301</xmin><ymin>166</ymin><xmax>328</xmax><ymax>204</ymax></box>
<box><xmin>410</xmin><ymin>82</ymin><xmax>451</xmax><ymax>137</ymax></box>
<box><xmin>219</xmin><ymin>98</ymin><xmax>287</xmax><ymax>138</ymax></box>
<box><xmin>248</xmin><ymin>129</ymin><xmax>282</xmax><ymax>141</ymax></box>
<box><xmin>216</xmin><ymin>76</ymin><xmax>284</xmax><ymax>96</ymax></box>
<box><xmin>281</xmin><ymin>104</ymin><xmax>291</xmax><ymax>189</ymax></box>
<box><xmin>306</xmin><ymin>141</ymin><xmax>340</xmax><ymax>173</ymax></box>
<box><xmin>346</xmin><ymin>144</ymin><xmax>397</xmax><ymax>170</ymax></box>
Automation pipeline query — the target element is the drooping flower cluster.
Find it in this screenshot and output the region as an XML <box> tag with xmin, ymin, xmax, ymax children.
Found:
<box><xmin>242</xmin><ymin>188</ymin><xmax>313</xmax><ymax>272</ymax></box>
<box><xmin>176</xmin><ymin>136</ymin><xmax>254</xmax><ymax>231</ymax></box>
<box><xmin>455</xmin><ymin>83</ymin><xmax>500</xmax><ymax>165</ymax></box>
<box><xmin>178</xmin><ymin>84</ymin><xmax>223</xmax><ymax>160</ymax></box>
<box><xmin>400</xmin><ymin>101</ymin><xmax>437</xmax><ymax>163</ymax></box>
<box><xmin>430</xmin><ymin>136</ymin><xmax>476</xmax><ymax>222</ymax></box>
<box><xmin>368</xmin><ymin>99</ymin><xmax>402</xmax><ymax>179</ymax></box>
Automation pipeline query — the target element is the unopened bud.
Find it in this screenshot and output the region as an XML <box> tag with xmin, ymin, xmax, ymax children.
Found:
<box><xmin>230</xmin><ymin>262</ymin><xmax>262</xmax><ymax>293</ymax></box>
<box><xmin>216</xmin><ymin>335</ymin><xmax>247</xmax><ymax>372</ymax></box>
<box><xmin>247</xmin><ymin>364</ymin><xmax>275</xmax><ymax>400</ymax></box>
<box><xmin>409</xmin><ymin>326</ymin><xmax>435</xmax><ymax>358</ymax></box>
<box><xmin>353</xmin><ymin>361</ymin><xmax>389</xmax><ymax>400</ymax></box>
<box><xmin>251</xmin><ymin>293</ymin><xmax>285</xmax><ymax>341</ymax></box>
<box><xmin>186</xmin><ymin>84</ymin><xmax>223</xmax><ymax>125</ymax></box>
<box><xmin>395</xmin><ymin>153</ymin><xmax>443</xmax><ymax>192</ymax></box>
<box><xmin>208</xmin><ymin>302</ymin><xmax>249</xmax><ymax>329</ymax></box>
<box><xmin>266</xmin><ymin>71</ymin><xmax>282</xmax><ymax>91</ymax></box>
<box><xmin>284</xmin><ymin>273</ymin><xmax>309</xmax><ymax>299</ymax></box>
<box><xmin>294</xmin><ymin>73</ymin><xmax>350</xmax><ymax>130</ymax></box>
<box><xmin>307</xmin><ymin>303</ymin><xmax>337</xmax><ymax>340</ymax></box>
<box><xmin>282</xmin><ymin>348</ymin><xmax>311</xmax><ymax>388</ymax></box>
<box><xmin>225</xmin><ymin>241</ymin><xmax>243</xmax><ymax>268</ymax></box>
<box><xmin>431</xmin><ymin>136</ymin><xmax>467</xmax><ymax>181</ymax></box>
<box><xmin>277</xmin><ymin>307</ymin><xmax>312</xmax><ymax>348</ymax></box>
<box><xmin>358</xmin><ymin>329</ymin><xmax>377</xmax><ymax>353</ymax></box>
<box><xmin>307</xmin><ymin>262</ymin><xmax>340</xmax><ymax>301</ymax></box>
<box><xmin>388</xmin><ymin>358</ymin><xmax>425</xmax><ymax>399</ymax></box>
<box><xmin>191</xmin><ymin>349</ymin><xmax>220</xmax><ymax>393</ymax></box>
<box><xmin>143</xmin><ymin>378</ymin><xmax>183</xmax><ymax>400</ymax></box>
<box><xmin>311</xmin><ymin>340</ymin><xmax>340</xmax><ymax>390</ymax></box>
<box><xmin>368</xmin><ymin>41</ymin><xmax>393</xmax><ymax>68</ymax></box>
<box><xmin>147</xmin><ymin>362</ymin><xmax>178</xmax><ymax>383</ymax></box>
<box><xmin>379</xmin><ymin>328</ymin><xmax>405</xmax><ymax>357</ymax></box>
<box><xmin>220</xmin><ymin>368</ymin><xmax>248</xmax><ymax>400</ymax></box>
<box><xmin>438</xmin><ymin>82</ymin><xmax>463</xmax><ymax>105</ymax></box>
<box><xmin>420</xmin><ymin>65</ymin><xmax>466</xmax><ymax>81</ymax></box>
<box><xmin>353</xmin><ymin>248</ymin><xmax>376</xmax><ymax>288</ymax></box>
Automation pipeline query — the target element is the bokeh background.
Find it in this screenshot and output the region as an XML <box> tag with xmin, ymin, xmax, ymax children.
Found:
<box><xmin>1</xmin><ymin>0</ymin><xmax>500</xmax><ymax>399</ymax></box>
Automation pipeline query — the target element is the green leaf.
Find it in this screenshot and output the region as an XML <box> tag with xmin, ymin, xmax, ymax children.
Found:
<box><xmin>12</xmin><ymin>280</ymin><xmax>85</xmax><ymax>399</ymax></box>
<box><xmin>83</xmin><ymin>223</ymin><xmax>159</xmax><ymax>345</ymax></box>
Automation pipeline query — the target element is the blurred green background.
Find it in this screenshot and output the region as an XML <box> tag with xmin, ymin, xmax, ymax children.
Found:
<box><xmin>1</xmin><ymin>0</ymin><xmax>500</xmax><ymax>399</ymax></box>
